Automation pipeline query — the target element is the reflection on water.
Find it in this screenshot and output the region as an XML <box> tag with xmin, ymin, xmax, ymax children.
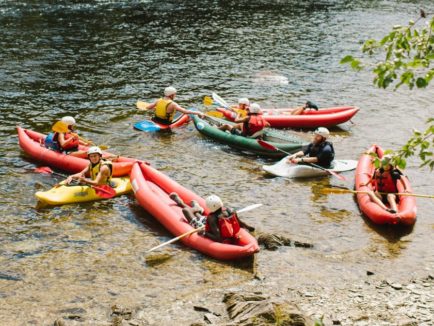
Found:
<box><xmin>0</xmin><ymin>0</ymin><xmax>433</xmax><ymax>324</ymax></box>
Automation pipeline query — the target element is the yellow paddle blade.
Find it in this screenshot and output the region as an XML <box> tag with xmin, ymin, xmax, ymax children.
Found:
<box><xmin>321</xmin><ymin>187</ymin><xmax>356</xmax><ymax>194</ymax></box>
<box><xmin>203</xmin><ymin>96</ymin><xmax>214</xmax><ymax>106</ymax></box>
<box><xmin>98</xmin><ymin>145</ymin><xmax>109</xmax><ymax>150</ymax></box>
<box><xmin>136</xmin><ymin>101</ymin><xmax>150</xmax><ymax>111</ymax></box>
<box><xmin>52</xmin><ymin>121</ymin><xmax>69</xmax><ymax>133</ymax></box>
<box><xmin>206</xmin><ymin>110</ymin><xmax>224</xmax><ymax>118</ymax></box>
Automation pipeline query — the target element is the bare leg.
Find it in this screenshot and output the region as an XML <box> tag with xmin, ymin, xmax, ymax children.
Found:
<box><xmin>367</xmin><ymin>191</ymin><xmax>389</xmax><ymax>211</ymax></box>
<box><xmin>218</xmin><ymin>124</ymin><xmax>233</xmax><ymax>131</ymax></box>
<box><xmin>68</xmin><ymin>150</ymin><xmax>88</xmax><ymax>158</ymax></box>
<box><xmin>387</xmin><ymin>194</ymin><xmax>398</xmax><ymax>213</ymax></box>
<box><xmin>290</xmin><ymin>106</ymin><xmax>306</xmax><ymax>115</ymax></box>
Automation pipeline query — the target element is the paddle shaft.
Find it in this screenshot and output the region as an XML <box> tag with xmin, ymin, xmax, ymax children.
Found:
<box><xmin>326</xmin><ymin>187</ymin><xmax>434</xmax><ymax>199</ymax></box>
<box><xmin>257</xmin><ymin>140</ymin><xmax>346</xmax><ymax>180</ymax></box>
<box><xmin>146</xmin><ymin>203</ymin><xmax>262</xmax><ymax>253</ymax></box>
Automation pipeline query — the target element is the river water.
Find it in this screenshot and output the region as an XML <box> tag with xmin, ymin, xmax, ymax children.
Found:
<box><xmin>0</xmin><ymin>1</ymin><xmax>433</xmax><ymax>324</ymax></box>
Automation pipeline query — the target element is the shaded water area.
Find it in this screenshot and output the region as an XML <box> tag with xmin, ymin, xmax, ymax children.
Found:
<box><xmin>0</xmin><ymin>0</ymin><xmax>433</xmax><ymax>324</ymax></box>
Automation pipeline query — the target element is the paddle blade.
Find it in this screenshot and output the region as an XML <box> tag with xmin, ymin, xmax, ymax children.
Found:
<box><xmin>321</xmin><ymin>187</ymin><xmax>354</xmax><ymax>194</ymax></box>
<box><xmin>203</xmin><ymin>96</ymin><xmax>214</xmax><ymax>106</ymax></box>
<box><xmin>212</xmin><ymin>92</ymin><xmax>229</xmax><ymax>108</ymax></box>
<box><xmin>133</xmin><ymin>120</ymin><xmax>162</xmax><ymax>132</ymax></box>
<box><xmin>257</xmin><ymin>139</ymin><xmax>279</xmax><ymax>152</ymax></box>
<box><xmin>237</xmin><ymin>203</ymin><xmax>263</xmax><ymax>214</ymax></box>
<box><xmin>52</xmin><ymin>121</ymin><xmax>69</xmax><ymax>133</ymax></box>
<box><xmin>34</xmin><ymin>166</ymin><xmax>54</xmax><ymax>174</ymax></box>
<box><xmin>136</xmin><ymin>101</ymin><xmax>150</xmax><ymax>111</ymax></box>
<box><xmin>206</xmin><ymin>111</ymin><xmax>224</xmax><ymax>118</ymax></box>
<box><xmin>93</xmin><ymin>185</ymin><xmax>116</xmax><ymax>198</ymax></box>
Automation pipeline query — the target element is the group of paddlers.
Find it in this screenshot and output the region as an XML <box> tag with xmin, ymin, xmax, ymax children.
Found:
<box><xmin>43</xmin><ymin>86</ymin><xmax>407</xmax><ymax>242</ymax></box>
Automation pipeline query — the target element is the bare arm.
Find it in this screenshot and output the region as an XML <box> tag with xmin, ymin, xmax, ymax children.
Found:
<box><xmin>58</xmin><ymin>133</ymin><xmax>77</xmax><ymax>147</ymax></box>
<box><xmin>171</xmin><ymin>103</ymin><xmax>204</xmax><ymax>116</ymax></box>
<box><xmin>203</xmin><ymin>215</ymin><xmax>222</xmax><ymax>242</ymax></box>
<box><xmin>234</xmin><ymin>116</ymin><xmax>248</xmax><ymax>123</ymax></box>
<box><xmin>66</xmin><ymin>166</ymin><xmax>89</xmax><ymax>184</ymax></box>
<box><xmin>79</xmin><ymin>165</ymin><xmax>110</xmax><ymax>186</ymax></box>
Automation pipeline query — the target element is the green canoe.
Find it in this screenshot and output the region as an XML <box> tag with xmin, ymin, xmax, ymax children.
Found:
<box><xmin>192</xmin><ymin>115</ymin><xmax>306</xmax><ymax>158</ymax></box>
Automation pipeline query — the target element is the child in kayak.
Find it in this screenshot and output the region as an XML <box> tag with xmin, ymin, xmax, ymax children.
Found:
<box><xmin>219</xmin><ymin>103</ymin><xmax>270</xmax><ymax>138</ymax></box>
<box><xmin>228</xmin><ymin>97</ymin><xmax>250</xmax><ymax>117</ymax></box>
<box><xmin>359</xmin><ymin>156</ymin><xmax>408</xmax><ymax>213</ymax></box>
<box><xmin>141</xmin><ymin>86</ymin><xmax>203</xmax><ymax>125</ymax></box>
<box><xmin>286</xmin><ymin>127</ymin><xmax>335</xmax><ymax>168</ymax></box>
<box><xmin>170</xmin><ymin>193</ymin><xmax>254</xmax><ymax>243</ymax></box>
<box><xmin>46</xmin><ymin>116</ymin><xmax>91</xmax><ymax>157</ymax></box>
<box><xmin>66</xmin><ymin>146</ymin><xmax>113</xmax><ymax>186</ymax></box>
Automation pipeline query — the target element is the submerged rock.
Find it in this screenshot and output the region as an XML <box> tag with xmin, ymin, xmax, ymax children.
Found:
<box><xmin>256</xmin><ymin>232</ymin><xmax>313</xmax><ymax>251</ymax></box>
<box><xmin>222</xmin><ymin>292</ymin><xmax>315</xmax><ymax>326</ymax></box>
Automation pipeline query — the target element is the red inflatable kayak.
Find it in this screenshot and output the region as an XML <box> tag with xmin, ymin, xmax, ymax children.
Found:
<box><xmin>217</xmin><ymin>106</ymin><xmax>359</xmax><ymax>128</ymax></box>
<box><xmin>355</xmin><ymin>145</ymin><xmax>417</xmax><ymax>225</ymax></box>
<box><xmin>17</xmin><ymin>126</ymin><xmax>137</xmax><ymax>176</ymax></box>
<box><xmin>130</xmin><ymin>162</ymin><xmax>259</xmax><ymax>260</ymax></box>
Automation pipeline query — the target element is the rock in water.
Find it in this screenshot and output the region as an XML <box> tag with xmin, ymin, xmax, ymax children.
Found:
<box><xmin>257</xmin><ymin>232</ymin><xmax>313</xmax><ymax>251</ymax></box>
<box><xmin>223</xmin><ymin>292</ymin><xmax>315</xmax><ymax>325</ymax></box>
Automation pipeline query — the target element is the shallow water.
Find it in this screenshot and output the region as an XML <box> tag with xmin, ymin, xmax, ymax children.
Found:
<box><xmin>0</xmin><ymin>0</ymin><xmax>433</xmax><ymax>324</ymax></box>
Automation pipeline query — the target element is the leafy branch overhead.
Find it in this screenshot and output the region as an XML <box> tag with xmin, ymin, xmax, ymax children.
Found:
<box><xmin>341</xmin><ymin>9</ymin><xmax>433</xmax><ymax>170</ymax></box>
<box><xmin>341</xmin><ymin>9</ymin><xmax>434</xmax><ymax>90</ymax></box>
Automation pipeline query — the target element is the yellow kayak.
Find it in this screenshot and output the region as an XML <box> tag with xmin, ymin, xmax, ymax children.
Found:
<box><xmin>35</xmin><ymin>177</ymin><xmax>132</xmax><ymax>205</ymax></box>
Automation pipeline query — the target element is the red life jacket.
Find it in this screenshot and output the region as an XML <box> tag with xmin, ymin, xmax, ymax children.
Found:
<box><xmin>61</xmin><ymin>132</ymin><xmax>80</xmax><ymax>150</ymax></box>
<box><xmin>205</xmin><ymin>207</ymin><xmax>241</xmax><ymax>240</ymax></box>
<box><xmin>243</xmin><ymin>114</ymin><xmax>266</xmax><ymax>137</ymax></box>
<box><xmin>373</xmin><ymin>169</ymin><xmax>398</xmax><ymax>193</ymax></box>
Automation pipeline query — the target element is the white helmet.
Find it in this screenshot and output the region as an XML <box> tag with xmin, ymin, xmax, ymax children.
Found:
<box><xmin>164</xmin><ymin>86</ymin><xmax>177</xmax><ymax>97</ymax></box>
<box><xmin>249</xmin><ymin>103</ymin><xmax>261</xmax><ymax>114</ymax></box>
<box><xmin>87</xmin><ymin>146</ymin><xmax>102</xmax><ymax>156</ymax></box>
<box><xmin>314</xmin><ymin>127</ymin><xmax>330</xmax><ymax>139</ymax></box>
<box><xmin>61</xmin><ymin>116</ymin><xmax>76</xmax><ymax>126</ymax></box>
<box><xmin>205</xmin><ymin>195</ymin><xmax>223</xmax><ymax>213</ymax></box>
<box><xmin>238</xmin><ymin>98</ymin><xmax>250</xmax><ymax>105</ymax></box>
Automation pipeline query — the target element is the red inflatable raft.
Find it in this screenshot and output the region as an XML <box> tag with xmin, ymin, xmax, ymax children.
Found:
<box><xmin>17</xmin><ymin>126</ymin><xmax>137</xmax><ymax>176</ymax></box>
<box><xmin>130</xmin><ymin>162</ymin><xmax>259</xmax><ymax>260</ymax></box>
<box><xmin>217</xmin><ymin>106</ymin><xmax>359</xmax><ymax>129</ymax></box>
<box><xmin>355</xmin><ymin>145</ymin><xmax>417</xmax><ymax>225</ymax></box>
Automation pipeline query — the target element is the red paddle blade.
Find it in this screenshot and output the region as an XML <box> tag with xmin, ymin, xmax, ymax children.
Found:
<box><xmin>93</xmin><ymin>185</ymin><xmax>116</xmax><ymax>198</ymax></box>
<box><xmin>34</xmin><ymin>166</ymin><xmax>54</xmax><ymax>174</ymax></box>
<box><xmin>330</xmin><ymin>171</ymin><xmax>347</xmax><ymax>181</ymax></box>
<box><xmin>257</xmin><ymin>139</ymin><xmax>278</xmax><ymax>152</ymax></box>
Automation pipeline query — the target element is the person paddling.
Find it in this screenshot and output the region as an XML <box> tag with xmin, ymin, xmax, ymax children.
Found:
<box><xmin>48</xmin><ymin>116</ymin><xmax>90</xmax><ymax>157</ymax></box>
<box><xmin>170</xmin><ymin>193</ymin><xmax>254</xmax><ymax>243</ymax></box>
<box><xmin>66</xmin><ymin>146</ymin><xmax>113</xmax><ymax>186</ymax></box>
<box><xmin>202</xmin><ymin>195</ymin><xmax>254</xmax><ymax>243</ymax></box>
<box><xmin>359</xmin><ymin>156</ymin><xmax>408</xmax><ymax>213</ymax></box>
<box><xmin>141</xmin><ymin>86</ymin><xmax>203</xmax><ymax>125</ymax></box>
<box><xmin>286</xmin><ymin>127</ymin><xmax>335</xmax><ymax>168</ymax></box>
<box><xmin>219</xmin><ymin>103</ymin><xmax>270</xmax><ymax>138</ymax></box>
<box><xmin>228</xmin><ymin>97</ymin><xmax>250</xmax><ymax>117</ymax></box>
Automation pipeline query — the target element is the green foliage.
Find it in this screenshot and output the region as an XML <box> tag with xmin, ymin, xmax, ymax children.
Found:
<box><xmin>342</xmin><ymin>9</ymin><xmax>434</xmax><ymax>170</ymax></box>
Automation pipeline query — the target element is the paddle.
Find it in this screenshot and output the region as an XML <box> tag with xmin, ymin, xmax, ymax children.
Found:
<box><xmin>136</xmin><ymin>101</ymin><xmax>150</xmax><ymax>111</ymax></box>
<box><xmin>146</xmin><ymin>203</ymin><xmax>263</xmax><ymax>253</ymax></box>
<box><xmin>212</xmin><ymin>92</ymin><xmax>230</xmax><ymax>109</ymax></box>
<box><xmin>257</xmin><ymin>140</ymin><xmax>347</xmax><ymax>181</ymax></box>
<box><xmin>51</xmin><ymin>121</ymin><xmax>109</xmax><ymax>150</ymax></box>
<box><xmin>322</xmin><ymin>186</ymin><xmax>434</xmax><ymax>199</ymax></box>
<box><xmin>203</xmin><ymin>96</ymin><xmax>224</xmax><ymax>118</ymax></box>
<box><xmin>34</xmin><ymin>166</ymin><xmax>116</xmax><ymax>198</ymax></box>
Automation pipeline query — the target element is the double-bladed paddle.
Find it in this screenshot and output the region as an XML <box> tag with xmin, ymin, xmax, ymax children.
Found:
<box><xmin>34</xmin><ymin>166</ymin><xmax>116</xmax><ymax>198</ymax></box>
<box><xmin>322</xmin><ymin>186</ymin><xmax>433</xmax><ymax>199</ymax></box>
<box><xmin>257</xmin><ymin>139</ymin><xmax>347</xmax><ymax>181</ymax></box>
<box><xmin>146</xmin><ymin>203</ymin><xmax>262</xmax><ymax>253</ymax></box>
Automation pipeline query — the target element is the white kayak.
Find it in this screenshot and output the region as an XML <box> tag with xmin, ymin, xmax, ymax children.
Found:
<box><xmin>262</xmin><ymin>158</ymin><xmax>358</xmax><ymax>178</ymax></box>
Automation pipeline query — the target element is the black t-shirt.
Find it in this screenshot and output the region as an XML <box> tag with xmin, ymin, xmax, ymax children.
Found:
<box><xmin>302</xmin><ymin>141</ymin><xmax>335</xmax><ymax>168</ymax></box>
